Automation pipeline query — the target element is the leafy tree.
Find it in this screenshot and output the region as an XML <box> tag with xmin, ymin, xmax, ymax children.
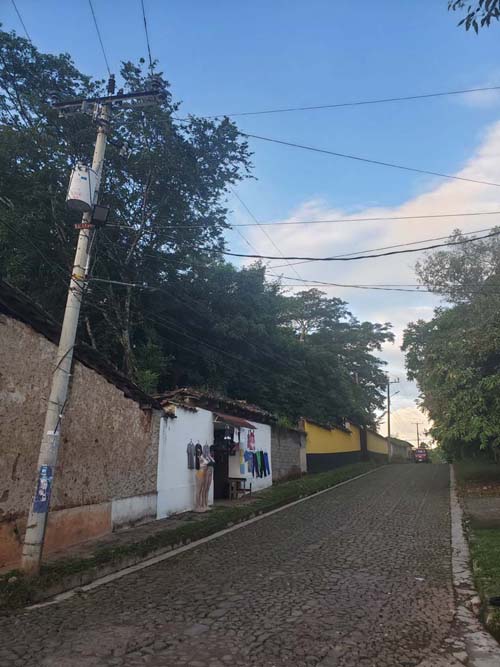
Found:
<box><xmin>415</xmin><ymin>228</ymin><xmax>500</xmax><ymax>303</ymax></box>
<box><xmin>448</xmin><ymin>0</ymin><xmax>500</xmax><ymax>32</ymax></box>
<box><xmin>0</xmin><ymin>28</ymin><xmax>393</xmax><ymax>426</ymax></box>
<box><xmin>404</xmin><ymin>231</ymin><xmax>500</xmax><ymax>460</ymax></box>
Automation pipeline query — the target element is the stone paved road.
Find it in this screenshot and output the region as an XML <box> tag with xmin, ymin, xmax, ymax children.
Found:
<box><xmin>0</xmin><ymin>465</ymin><xmax>455</xmax><ymax>667</ymax></box>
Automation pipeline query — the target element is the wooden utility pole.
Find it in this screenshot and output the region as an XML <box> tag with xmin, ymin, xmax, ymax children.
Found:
<box><xmin>414</xmin><ymin>422</ymin><xmax>422</xmax><ymax>448</ymax></box>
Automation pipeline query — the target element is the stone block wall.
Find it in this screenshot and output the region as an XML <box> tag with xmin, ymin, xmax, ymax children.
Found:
<box><xmin>0</xmin><ymin>314</ymin><xmax>161</xmax><ymax>570</ymax></box>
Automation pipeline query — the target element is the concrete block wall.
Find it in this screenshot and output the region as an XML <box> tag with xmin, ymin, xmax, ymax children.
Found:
<box><xmin>271</xmin><ymin>425</ymin><xmax>305</xmax><ymax>481</ymax></box>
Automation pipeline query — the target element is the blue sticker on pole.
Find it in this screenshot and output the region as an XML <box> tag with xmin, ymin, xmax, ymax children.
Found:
<box><xmin>33</xmin><ymin>465</ymin><xmax>53</xmax><ymax>513</ymax></box>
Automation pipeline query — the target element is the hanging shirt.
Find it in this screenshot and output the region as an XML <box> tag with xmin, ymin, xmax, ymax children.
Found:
<box><xmin>202</xmin><ymin>443</ymin><xmax>210</xmax><ymax>458</ymax></box>
<box><xmin>187</xmin><ymin>441</ymin><xmax>195</xmax><ymax>469</ymax></box>
<box><xmin>247</xmin><ymin>430</ymin><xmax>256</xmax><ymax>451</ymax></box>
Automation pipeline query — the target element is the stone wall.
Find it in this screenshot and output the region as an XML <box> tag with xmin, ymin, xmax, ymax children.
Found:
<box><xmin>271</xmin><ymin>425</ymin><xmax>304</xmax><ymax>481</ymax></box>
<box><xmin>0</xmin><ymin>314</ymin><xmax>161</xmax><ymax>569</ymax></box>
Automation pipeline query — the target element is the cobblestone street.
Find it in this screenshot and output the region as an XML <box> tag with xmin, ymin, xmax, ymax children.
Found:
<box><xmin>1</xmin><ymin>465</ymin><xmax>455</xmax><ymax>666</ymax></box>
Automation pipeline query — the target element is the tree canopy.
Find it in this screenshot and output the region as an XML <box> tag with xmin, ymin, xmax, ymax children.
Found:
<box><xmin>0</xmin><ymin>29</ymin><xmax>392</xmax><ymax>426</ymax></box>
<box><xmin>403</xmin><ymin>228</ymin><xmax>500</xmax><ymax>460</ymax></box>
<box><xmin>448</xmin><ymin>1</ymin><xmax>500</xmax><ymax>32</ymax></box>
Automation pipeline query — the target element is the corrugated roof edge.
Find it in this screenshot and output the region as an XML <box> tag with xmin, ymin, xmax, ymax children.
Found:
<box><xmin>0</xmin><ymin>278</ymin><xmax>166</xmax><ymax>412</ymax></box>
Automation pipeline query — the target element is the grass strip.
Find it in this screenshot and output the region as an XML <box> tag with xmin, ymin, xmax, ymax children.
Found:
<box><xmin>469</xmin><ymin>527</ymin><xmax>500</xmax><ymax>641</ymax></box>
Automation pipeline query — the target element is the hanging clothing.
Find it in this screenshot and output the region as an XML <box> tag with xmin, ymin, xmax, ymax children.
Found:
<box><xmin>259</xmin><ymin>451</ymin><xmax>265</xmax><ymax>478</ymax></box>
<box><xmin>239</xmin><ymin>448</ymin><xmax>245</xmax><ymax>475</ymax></box>
<box><xmin>233</xmin><ymin>428</ymin><xmax>240</xmax><ymax>445</ymax></box>
<box><xmin>263</xmin><ymin>451</ymin><xmax>271</xmax><ymax>476</ymax></box>
<box><xmin>252</xmin><ymin>452</ymin><xmax>259</xmax><ymax>478</ymax></box>
<box><xmin>195</xmin><ymin>443</ymin><xmax>203</xmax><ymax>470</ymax></box>
<box><xmin>244</xmin><ymin>450</ymin><xmax>253</xmax><ymax>474</ymax></box>
<box><xmin>247</xmin><ymin>430</ymin><xmax>256</xmax><ymax>451</ymax></box>
<box><xmin>202</xmin><ymin>443</ymin><xmax>210</xmax><ymax>458</ymax></box>
<box><xmin>187</xmin><ymin>441</ymin><xmax>195</xmax><ymax>470</ymax></box>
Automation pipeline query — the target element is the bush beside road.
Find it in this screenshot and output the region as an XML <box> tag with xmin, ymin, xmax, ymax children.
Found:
<box><xmin>454</xmin><ymin>461</ymin><xmax>500</xmax><ymax>641</ymax></box>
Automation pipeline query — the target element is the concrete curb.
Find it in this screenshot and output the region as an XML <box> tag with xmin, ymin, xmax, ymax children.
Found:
<box><xmin>449</xmin><ymin>464</ymin><xmax>500</xmax><ymax>666</ymax></box>
<box><xmin>26</xmin><ymin>466</ymin><xmax>381</xmax><ymax>611</ymax></box>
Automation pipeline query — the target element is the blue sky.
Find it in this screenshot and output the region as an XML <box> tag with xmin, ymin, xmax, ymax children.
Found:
<box><xmin>3</xmin><ymin>1</ymin><xmax>500</xmax><ymax>441</ymax></box>
<box><xmin>3</xmin><ymin>1</ymin><xmax>499</xmax><ymax>212</ymax></box>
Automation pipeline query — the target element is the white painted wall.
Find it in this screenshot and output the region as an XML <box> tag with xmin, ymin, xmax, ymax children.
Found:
<box><xmin>111</xmin><ymin>493</ymin><xmax>157</xmax><ymax>529</ymax></box>
<box><xmin>229</xmin><ymin>424</ymin><xmax>272</xmax><ymax>493</ymax></box>
<box><xmin>157</xmin><ymin>407</ymin><xmax>214</xmax><ymax>519</ymax></box>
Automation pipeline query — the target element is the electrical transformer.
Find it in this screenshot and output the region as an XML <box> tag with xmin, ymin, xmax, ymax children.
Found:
<box><xmin>66</xmin><ymin>164</ymin><xmax>97</xmax><ymax>213</ymax></box>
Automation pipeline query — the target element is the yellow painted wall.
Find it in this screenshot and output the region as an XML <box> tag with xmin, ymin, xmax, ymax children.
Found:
<box><xmin>367</xmin><ymin>430</ymin><xmax>388</xmax><ymax>455</ymax></box>
<box><xmin>304</xmin><ymin>420</ymin><xmax>360</xmax><ymax>454</ymax></box>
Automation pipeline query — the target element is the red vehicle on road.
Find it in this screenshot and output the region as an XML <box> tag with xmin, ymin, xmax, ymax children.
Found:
<box><xmin>414</xmin><ymin>448</ymin><xmax>430</xmax><ymax>463</ymax></box>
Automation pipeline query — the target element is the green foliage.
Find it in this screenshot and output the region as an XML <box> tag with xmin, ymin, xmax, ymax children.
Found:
<box><xmin>404</xmin><ymin>230</ymin><xmax>500</xmax><ymax>460</ymax></box>
<box><xmin>0</xmin><ymin>29</ymin><xmax>392</xmax><ymax>426</ymax></box>
<box><xmin>448</xmin><ymin>0</ymin><xmax>500</xmax><ymax>32</ymax></box>
<box><xmin>470</xmin><ymin>528</ymin><xmax>500</xmax><ymax>641</ymax></box>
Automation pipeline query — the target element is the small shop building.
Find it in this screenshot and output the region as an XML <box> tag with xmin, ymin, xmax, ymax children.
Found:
<box><xmin>156</xmin><ymin>389</ymin><xmax>274</xmax><ymax>518</ymax></box>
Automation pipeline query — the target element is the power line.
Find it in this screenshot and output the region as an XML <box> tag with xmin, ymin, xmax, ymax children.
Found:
<box><xmin>87</xmin><ymin>0</ymin><xmax>111</xmax><ymax>76</ymax></box>
<box><xmin>231</xmin><ymin>188</ymin><xmax>304</xmax><ymax>280</ymax></box>
<box><xmin>202</xmin><ymin>84</ymin><xmax>500</xmax><ymax>119</ymax></box>
<box><xmin>140</xmin><ymin>0</ymin><xmax>154</xmax><ymax>74</ymax></box>
<box><xmin>241</xmin><ymin>132</ymin><xmax>500</xmax><ymax>189</ymax></box>
<box><xmin>11</xmin><ymin>0</ymin><xmax>31</xmax><ymax>41</ymax></box>
<box><xmin>266</xmin><ymin>225</ymin><xmax>498</xmax><ymax>272</ymax></box>
<box><xmin>222</xmin><ymin>229</ymin><xmax>500</xmax><ymax>262</ymax></box>
<box><xmin>107</xmin><ymin>209</ymin><xmax>500</xmax><ymax>230</ymax></box>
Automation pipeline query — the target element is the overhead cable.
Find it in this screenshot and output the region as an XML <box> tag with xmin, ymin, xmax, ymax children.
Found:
<box><xmin>266</xmin><ymin>226</ymin><xmax>497</xmax><ymax>273</ymax></box>
<box><xmin>203</xmin><ymin>85</ymin><xmax>500</xmax><ymax>118</ymax></box>
<box><xmin>11</xmin><ymin>0</ymin><xmax>31</xmax><ymax>41</ymax></box>
<box><xmin>140</xmin><ymin>0</ymin><xmax>154</xmax><ymax>74</ymax></box>
<box><xmin>231</xmin><ymin>188</ymin><xmax>304</xmax><ymax>279</ymax></box>
<box><xmin>87</xmin><ymin>0</ymin><xmax>112</xmax><ymax>76</ymax></box>
<box><xmin>107</xmin><ymin>209</ymin><xmax>500</xmax><ymax>230</ymax></box>
<box><xmin>222</xmin><ymin>229</ymin><xmax>500</xmax><ymax>262</ymax></box>
<box><xmin>240</xmin><ymin>132</ymin><xmax>500</xmax><ymax>188</ymax></box>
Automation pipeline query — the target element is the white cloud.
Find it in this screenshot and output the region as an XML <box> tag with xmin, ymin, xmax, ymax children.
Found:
<box><xmin>232</xmin><ymin>120</ymin><xmax>500</xmax><ymax>438</ymax></box>
<box><xmin>456</xmin><ymin>77</ymin><xmax>500</xmax><ymax>109</ymax></box>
